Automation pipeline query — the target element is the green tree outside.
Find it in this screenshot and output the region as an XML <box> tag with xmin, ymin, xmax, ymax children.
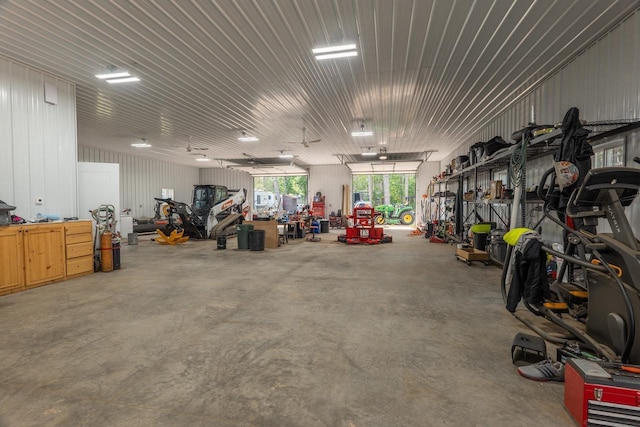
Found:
<box><xmin>352</xmin><ymin>174</ymin><xmax>416</xmax><ymax>207</ymax></box>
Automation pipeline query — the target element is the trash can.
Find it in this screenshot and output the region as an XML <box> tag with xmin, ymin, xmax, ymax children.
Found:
<box><xmin>236</xmin><ymin>224</ymin><xmax>254</xmax><ymax>250</ymax></box>
<box><xmin>320</xmin><ymin>220</ymin><xmax>329</xmax><ymax>233</ymax></box>
<box><xmin>127</xmin><ymin>232</ymin><xmax>138</xmax><ymax>245</ymax></box>
<box><xmin>217</xmin><ymin>236</ymin><xmax>227</xmax><ymax>250</ymax></box>
<box><xmin>249</xmin><ymin>229</ymin><xmax>266</xmax><ymax>251</ymax></box>
<box><xmin>473</xmin><ymin>232</ymin><xmax>489</xmax><ymax>251</ymax></box>
<box><xmin>489</xmin><ymin>229</ymin><xmax>507</xmax><ymax>264</ymax></box>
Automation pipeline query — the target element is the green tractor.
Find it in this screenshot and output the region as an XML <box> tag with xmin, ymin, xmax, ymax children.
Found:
<box><xmin>374</xmin><ymin>204</ymin><xmax>415</xmax><ymax>225</ymax></box>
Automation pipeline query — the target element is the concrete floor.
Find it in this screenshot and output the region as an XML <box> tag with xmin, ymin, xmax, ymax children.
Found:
<box><xmin>0</xmin><ymin>228</ymin><xmax>576</xmax><ymax>427</ymax></box>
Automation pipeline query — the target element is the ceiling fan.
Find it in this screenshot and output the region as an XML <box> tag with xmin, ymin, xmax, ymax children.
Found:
<box><xmin>285</xmin><ymin>123</ymin><xmax>321</xmax><ymax>148</ymax></box>
<box><xmin>185</xmin><ymin>136</ymin><xmax>208</xmax><ymax>154</ymax></box>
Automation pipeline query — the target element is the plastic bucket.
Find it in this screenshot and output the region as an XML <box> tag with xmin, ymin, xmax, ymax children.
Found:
<box><xmin>249</xmin><ymin>230</ymin><xmax>266</xmax><ymax>251</ymax></box>
<box><xmin>127</xmin><ymin>232</ymin><xmax>138</xmax><ymax>245</ymax></box>
<box><xmin>236</xmin><ymin>224</ymin><xmax>254</xmax><ymax>250</ymax></box>
<box><xmin>320</xmin><ymin>220</ymin><xmax>329</xmax><ymax>233</ymax></box>
<box><xmin>217</xmin><ymin>236</ymin><xmax>227</xmax><ymax>250</ymax></box>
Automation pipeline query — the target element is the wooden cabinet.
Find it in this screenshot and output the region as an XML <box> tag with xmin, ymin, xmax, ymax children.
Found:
<box><xmin>23</xmin><ymin>224</ymin><xmax>66</xmax><ymax>288</ymax></box>
<box><xmin>64</xmin><ymin>221</ymin><xmax>94</xmax><ymax>278</ymax></box>
<box><xmin>0</xmin><ymin>220</ymin><xmax>94</xmax><ymax>296</ymax></box>
<box><xmin>0</xmin><ymin>226</ymin><xmax>25</xmax><ymax>295</ymax></box>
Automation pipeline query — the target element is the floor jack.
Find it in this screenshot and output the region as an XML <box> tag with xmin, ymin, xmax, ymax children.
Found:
<box><xmin>337</xmin><ymin>207</ymin><xmax>392</xmax><ymax>245</ymax></box>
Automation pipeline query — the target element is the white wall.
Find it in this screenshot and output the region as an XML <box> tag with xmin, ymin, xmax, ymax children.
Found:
<box><xmin>415</xmin><ymin>162</ymin><xmax>442</xmax><ymax>198</ymax></box>
<box><xmin>0</xmin><ymin>56</ymin><xmax>77</xmax><ymax>219</ymax></box>
<box><xmin>77</xmin><ymin>147</ymin><xmax>199</xmax><ymax>218</ymax></box>
<box><xmin>308</xmin><ymin>165</ymin><xmax>352</xmax><ymax>215</ymax></box>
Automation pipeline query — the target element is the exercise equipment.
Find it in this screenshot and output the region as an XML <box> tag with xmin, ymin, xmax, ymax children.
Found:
<box><xmin>503</xmin><ymin>162</ymin><xmax>640</xmax><ymax>363</ymax></box>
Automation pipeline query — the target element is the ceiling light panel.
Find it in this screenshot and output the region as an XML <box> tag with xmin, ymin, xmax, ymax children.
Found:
<box><xmin>95</xmin><ymin>71</ymin><xmax>131</xmax><ymax>79</ymax></box>
<box><xmin>131</xmin><ymin>142</ymin><xmax>151</xmax><ymax>148</ymax></box>
<box><xmin>106</xmin><ymin>77</ymin><xmax>141</xmax><ymax>84</ymax></box>
<box><xmin>312</xmin><ymin>43</ymin><xmax>357</xmax><ymax>54</ymax></box>
<box><xmin>351</xmin><ymin>131</ymin><xmax>373</xmax><ymax>137</ymax></box>
<box><xmin>195</xmin><ymin>157</ymin><xmax>210</xmax><ymax>161</ymax></box>
<box><xmin>238</xmin><ymin>135</ymin><xmax>259</xmax><ymax>142</ymax></box>
<box><xmin>315</xmin><ymin>51</ymin><xmax>358</xmax><ymax>60</ymax></box>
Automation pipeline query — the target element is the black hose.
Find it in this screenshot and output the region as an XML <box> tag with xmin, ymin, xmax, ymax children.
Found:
<box><xmin>501</xmin><ymin>244</ymin><xmax>513</xmax><ymax>304</ymax></box>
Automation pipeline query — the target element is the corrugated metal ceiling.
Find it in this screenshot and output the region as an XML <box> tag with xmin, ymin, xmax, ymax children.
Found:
<box><xmin>0</xmin><ymin>0</ymin><xmax>637</xmax><ymax>167</ymax></box>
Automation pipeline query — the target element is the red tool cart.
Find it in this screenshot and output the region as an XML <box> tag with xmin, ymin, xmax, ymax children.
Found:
<box><xmin>337</xmin><ymin>207</ymin><xmax>392</xmax><ymax>244</ymax></box>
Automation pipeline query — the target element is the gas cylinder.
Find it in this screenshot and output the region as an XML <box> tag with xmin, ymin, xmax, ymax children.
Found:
<box><xmin>100</xmin><ymin>231</ymin><xmax>113</xmax><ymax>272</ymax></box>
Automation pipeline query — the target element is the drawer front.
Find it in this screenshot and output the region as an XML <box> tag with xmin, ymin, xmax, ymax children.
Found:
<box><xmin>66</xmin><ymin>255</ymin><xmax>94</xmax><ymax>277</ymax></box>
<box><xmin>66</xmin><ymin>232</ymin><xmax>92</xmax><ymax>245</ymax></box>
<box><xmin>66</xmin><ymin>241</ymin><xmax>94</xmax><ymax>259</ymax></box>
<box><xmin>65</xmin><ymin>221</ymin><xmax>92</xmax><ymax>236</ymax></box>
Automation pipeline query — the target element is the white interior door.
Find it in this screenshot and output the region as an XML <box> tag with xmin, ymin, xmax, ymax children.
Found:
<box><xmin>77</xmin><ymin>162</ymin><xmax>120</xmax><ymax>233</ymax></box>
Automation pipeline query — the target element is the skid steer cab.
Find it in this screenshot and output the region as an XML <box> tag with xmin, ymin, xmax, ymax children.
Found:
<box><xmin>154</xmin><ymin>185</ymin><xmax>247</xmax><ymax>239</ymax></box>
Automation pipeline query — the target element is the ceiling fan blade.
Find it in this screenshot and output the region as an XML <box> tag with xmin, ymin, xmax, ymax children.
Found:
<box><xmin>308</xmin><ymin>139</ymin><xmax>321</xmax><ymax>143</ymax></box>
<box><xmin>303</xmin><ymin>142</ymin><xmax>310</xmax><ymax>148</ymax></box>
<box><xmin>192</xmin><ymin>147</ymin><xmax>208</xmax><ymax>150</ymax></box>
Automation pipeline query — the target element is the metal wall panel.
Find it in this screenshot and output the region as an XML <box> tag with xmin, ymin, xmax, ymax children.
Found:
<box><xmin>442</xmin><ymin>9</ymin><xmax>640</xmax><ymax>168</ymax></box>
<box><xmin>308</xmin><ymin>165</ymin><xmax>352</xmax><ymax>214</ymax></box>
<box><xmin>0</xmin><ymin>56</ymin><xmax>77</xmax><ymax>219</ymax></box>
<box><xmin>199</xmin><ymin>167</ymin><xmax>253</xmax><ymax>215</ymax></box>
<box><xmin>77</xmin><ymin>146</ymin><xmax>200</xmax><ymax>218</ymax></box>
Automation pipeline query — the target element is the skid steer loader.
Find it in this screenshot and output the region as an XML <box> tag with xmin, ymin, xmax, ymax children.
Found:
<box><xmin>154</xmin><ymin>185</ymin><xmax>247</xmax><ymax>239</ymax></box>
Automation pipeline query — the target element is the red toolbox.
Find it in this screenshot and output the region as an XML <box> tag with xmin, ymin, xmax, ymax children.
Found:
<box><xmin>565</xmin><ymin>357</ymin><xmax>640</xmax><ymax>426</ymax></box>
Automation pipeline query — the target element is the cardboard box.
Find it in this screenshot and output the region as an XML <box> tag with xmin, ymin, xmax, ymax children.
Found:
<box><xmin>463</xmin><ymin>191</ymin><xmax>475</xmax><ymax>201</ymax></box>
<box><xmin>489</xmin><ymin>180</ymin><xmax>502</xmax><ymax>200</ymax></box>
<box><xmin>243</xmin><ymin>220</ymin><xmax>279</xmax><ymax>249</ymax></box>
<box><xmin>456</xmin><ymin>247</ymin><xmax>489</xmax><ymax>262</ymax></box>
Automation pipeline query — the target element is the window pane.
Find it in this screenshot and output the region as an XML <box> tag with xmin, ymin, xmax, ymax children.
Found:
<box><xmin>594</xmin><ymin>150</ymin><xmax>604</xmax><ymax>168</ymax></box>
<box><xmin>612</xmin><ymin>146</ymin><xmax>624</xmax><ymax>166</ymax></box>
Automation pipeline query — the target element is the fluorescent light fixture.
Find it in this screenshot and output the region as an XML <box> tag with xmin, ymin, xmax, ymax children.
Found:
<box><xmin>278</xmin><ymin>153</ymin><xmax>294</xmax><ymax>159</ymax></box>
<box><xmin>312</xmin><ymin>43</ymin><xmax>357</xmax><ymax>54</ymax></box>
<box><xmin>95</xmin><ymin>71</ymin><xmax>130</xmax><ymax>79</ymax></box>
<box><xmin>315</xmin><ymin>51</ymin><xmax>358</xmax><ymax>60</ymax></box>
<box><xmin>351</xmin><ymin>131</ymin><xmax>373</xmax><ymax>137</ymax></box>
<box><xmin>379</xmin><ymin>155</ymin><xmax>388</xmax><ymax>160</ymax></box>
<box><xmin>362</xmin><ymin>151</ymin><xmax>377</xmax><ymax>156</ymax></box>
<box><xmin>195</xmin><ymin>157</ymin><xmax>211</xmax><ymax>162</ymax></box>
<box><xmin>239</xmin><ymin>136</ymin><xmax>259</xmax><ymax>142</ymax></box>
<box><xmin>131</xmin><ymin>142</ymin><xmax>151</xmax><ymax>148</ymax></box>
<box><xmin>106</xmin><ymin>77</ymin><xmax>141</xmax><ymax>84</ymax></box>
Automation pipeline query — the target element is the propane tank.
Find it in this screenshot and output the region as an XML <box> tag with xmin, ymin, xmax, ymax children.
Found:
<box><xmin>100</xmin><ymin>231</ymin><xmax>113</xmax><ymax>272</ymax></box>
